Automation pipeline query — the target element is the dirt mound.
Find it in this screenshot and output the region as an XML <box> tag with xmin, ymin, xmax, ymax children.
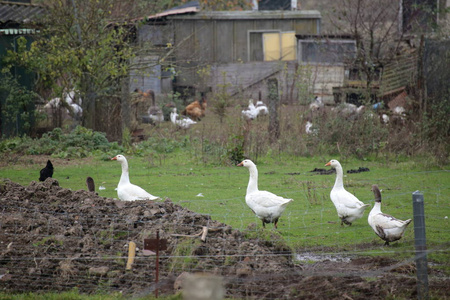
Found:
<box><xmin>0</xmin><ymin>179</ymin><xmax>448</xmax><ymax>299</ymax></box>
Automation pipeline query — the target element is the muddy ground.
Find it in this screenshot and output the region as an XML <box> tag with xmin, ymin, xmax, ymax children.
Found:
<box><xmin>0</xmin><ymin>178</ymin><xmax>448</xmax><ymax>299</ymax></box>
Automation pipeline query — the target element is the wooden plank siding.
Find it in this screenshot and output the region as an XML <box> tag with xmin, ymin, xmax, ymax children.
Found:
<box><xmin>379</xmin><ymin>50</ymin><xmax>418</xmax><ymax>96</ymax></box>
<box><xmin>167</xmin><ymin>11</ymin><xmax>321</xmax><ymax>91</ymax></box>
<box><xmin>216</xmin><ymin>21</ymin><xmax>233</xmax><ymax>63</ymax></box>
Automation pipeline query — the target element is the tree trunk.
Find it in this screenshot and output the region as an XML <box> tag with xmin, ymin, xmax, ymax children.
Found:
<box><xmin>120</xmin><ymin>76</ymin><xmax>131</xmax><ymax>142</ymax></box>
<box><xmin>267</xmin><ymin>78</ymin><xmax>280</xmax><ymax>143</ymax></box>
<box><xmin>81</xmin><ymin>72</ymin><xmax>96</xmax><ymax>130</ymax></box>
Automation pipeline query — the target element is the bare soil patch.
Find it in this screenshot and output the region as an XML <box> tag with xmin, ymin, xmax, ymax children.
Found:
<box><xmin>0</xmin><ymin>179</ymin><xmax>448</xmax><ymax>299</ymax></box>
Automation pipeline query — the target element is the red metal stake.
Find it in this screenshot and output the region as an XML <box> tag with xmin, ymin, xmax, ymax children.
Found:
<box><xmin>144</xmin><ymin>231</ymin><xmax>167</xmax><ymax>298</ymax></box>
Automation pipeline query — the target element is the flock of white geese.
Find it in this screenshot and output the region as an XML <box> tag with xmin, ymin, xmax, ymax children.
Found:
<box><xmin>111</xmin><ymin>155</ymin><xmax>412</xmax><ymax>246</ymax></box>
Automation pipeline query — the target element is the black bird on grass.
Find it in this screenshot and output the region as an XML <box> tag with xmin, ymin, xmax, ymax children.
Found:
<box><xmin>39</xmin><ymin>160</ymin><xmax>54</xmax><ymax>181</ymax></box>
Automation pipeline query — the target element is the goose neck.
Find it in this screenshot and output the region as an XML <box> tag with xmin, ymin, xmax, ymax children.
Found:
<box><xmin>119</xmin><ymin>161</ymin><xmax>130</xmax><ymax>185</ymax></box>
<box><xmin>247</xmin><ymin>165</ymin><xmax>259</xmax><ymax>193</ymax></box>
<box><xmin>333</xmin><ymin>164</ymin><xmax>344</xmax><ymax>188</ymax></box>
<box><xmin>372</xmin><ymin>202</ymin><xmax>382</xmax><ymax>213</ymax></box>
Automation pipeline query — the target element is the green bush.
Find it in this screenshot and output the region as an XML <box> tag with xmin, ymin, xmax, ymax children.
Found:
<box><xmin>0</xmin><ymin>126</ymin><xmax>119</xmax><ymax>158</ymax></box>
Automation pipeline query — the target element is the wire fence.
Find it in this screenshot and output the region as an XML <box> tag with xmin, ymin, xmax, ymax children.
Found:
<box><xmin>0</xmin><ymin>170</ymin><xmax>449</xmax><ymax>299</ymax></box>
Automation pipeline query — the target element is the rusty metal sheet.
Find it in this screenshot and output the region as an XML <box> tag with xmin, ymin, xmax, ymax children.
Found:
<box><xmin>144</xmin><ymin>238</ymin><xmax>167</xmax><ymax>251</ymax></box>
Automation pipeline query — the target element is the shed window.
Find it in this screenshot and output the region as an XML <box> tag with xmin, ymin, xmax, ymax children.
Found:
<box><xmin>250</xmin><ymin>31</ymin><xmax>296</xmax><ymax>61</ymax></box>
<box><xmin>298</xmin><ymin>39</ymin><xmax>356</xmax><ymax>64</ymax></box>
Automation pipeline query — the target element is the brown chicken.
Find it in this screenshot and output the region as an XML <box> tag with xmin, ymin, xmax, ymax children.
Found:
<box><xmin>181</xmin><ymin>93</ymin><xmax>207</xmax><ymax>121</ymax></box>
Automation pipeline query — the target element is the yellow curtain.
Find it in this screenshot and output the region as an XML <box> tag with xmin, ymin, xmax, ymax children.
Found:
<box><xmin>263</xmin><ymin>32</ymin><xmax>296</xmax><ymax>61</ymax></box>
<box><xmin>263</xmin><ymin>32</ymin><xmax>280</xmax><ymax>61</ymax></box>
<box><xmin>281</xmin><ymin>32</ymin><xmax>296</xmax><ymax>60</ymax></box>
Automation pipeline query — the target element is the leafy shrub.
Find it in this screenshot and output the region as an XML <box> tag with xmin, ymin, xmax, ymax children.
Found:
<box><xmin>0</xmin><ymin>126</ymin><xmax>120</xmax><ymax>158</ymax></box>
<box><xmin>227</xmin><ymin>134</ymin><xmax>245</xmax><ymax>165</ymax></box>
<box><xmin>0</xmin><ymin>74</ymin><xmax>37</xmax><ymax>137</ymax></box>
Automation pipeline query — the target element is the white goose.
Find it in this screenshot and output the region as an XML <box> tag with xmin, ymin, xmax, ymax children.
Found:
<box><xmin>368</xmin><ymin>185</ymin><xmax>412</xmax><ymax>245</ymax></box>
<box><xmin>325</xmin><ymin>159</ymin><xmax>370</xmax><ymax>225</ymax></box>
<box><xmin>170</xmin><ymin>108</ymin><xmax>197</xmax><ymax>129</ymax></box>
<box><xmin>111</xmin><ymin>155</ymin><xmax>160</xmax><ymax>201</ymax></box>
<box><xmin>237</xmin><ymin>159</ymin><xmax>293</xmax><ymax>229</ymax></box>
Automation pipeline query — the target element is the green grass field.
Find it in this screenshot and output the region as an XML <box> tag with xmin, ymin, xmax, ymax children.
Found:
<box><xmin>2</xmin><ymin>152</ymin><xmax>449</xmax><ymax>267</ymax></box>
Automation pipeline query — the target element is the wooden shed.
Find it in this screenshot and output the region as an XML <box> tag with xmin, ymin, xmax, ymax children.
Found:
<box><xmin>134</xmin><ymin>8</ymin><xmax>321</xmax><ymax>102</ymax></box>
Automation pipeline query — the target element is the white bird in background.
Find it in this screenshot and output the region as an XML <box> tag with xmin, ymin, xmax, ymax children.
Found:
<box><xmin>242</xmin><ymin>99</ymin><xmax>268</xmax><ymax>120</ymax></box>
<box><xmin>393</xmin><ymin>106</ymin><xmax>405</xmax><ymax>115</ymax></box>
<box><xmin>325</xmin><ymin>159</ymin><xmax>370</xmax><ymax>226</ymax></box>
<box><xmin>146</xmin><ymin>89</ymin><xmax>164</xmax><ymax>123</ymax></box>
<box><xmin>44</xmin><ymin>89</ymin><xmax>82</xmax><ymax>119</ymax></box>
<box><xmin>305</xmin><ymin>120</ymin><xmax>318</xmax><ymax>135</ymax></box>
<box><xmin>309</xmin><ymin>96</ymin><xmax>324</xmax><ymax>111</ymax></box>
<box><xmin>255</xmin><ymin>100</ymin><xmax>268</xmax><ymax>115</ymax></box>
<box><xmin>170</xmin><ymin>108</ymin><xmax>197</xmax><ymax>129</ymax></box>
<box><xmin>44</xmin><ymin>97</ymin><xmax>64</xmax><ymax>109</ymax></box>
<box><xmin>368</xmin><ymin>185</ymin><xmax>412</xmax><ymax>245</ymax></box>
<box><xmin>111</xmin><ymin>154</ymin><xmax>160</xmax><ymax>201</ymax></box>
<box><xmin>237</xmin><ymin>159</ymin><xmax>293</xmax><ymax>229</ymax></box>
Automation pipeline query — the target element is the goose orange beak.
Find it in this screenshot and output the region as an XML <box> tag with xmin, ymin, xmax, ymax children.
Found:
<box><xmin>325</xmin><ymin>162</ymin><xmax>331</xmax><ymax>166</ymax></box>
<box><xmin>237</xmin><ymin>162</ymin><xmax>244</xmax><ymax>167</ymax></box>
<box><xmin>111</xmin><ymin>156</ymin><xmax>117</xmax><ymax>160</ymax></box>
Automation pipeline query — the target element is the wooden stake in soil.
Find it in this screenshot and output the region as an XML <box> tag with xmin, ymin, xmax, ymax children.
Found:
<box><xmin>126</xmin><ymin>241</ymin><xmax>136</xmax><ymax>270</ymax></box>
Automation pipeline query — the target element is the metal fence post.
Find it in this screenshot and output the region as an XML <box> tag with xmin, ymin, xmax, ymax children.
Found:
<box><xmin>412</xmin><ymin>191</ymin><xmax>429</xmax><ymax>300</ymax></box>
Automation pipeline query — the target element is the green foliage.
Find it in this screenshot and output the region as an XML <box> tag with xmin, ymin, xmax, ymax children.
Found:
<box><xmin>419</xmin><ymin>93</ymin><xmax>450</xmax><ymax>164</ymax></box>
<box><xmin>0</xmin><ymin>287</ymin><xmax>181</xmax><ymax>299</ymax></box>
<box><xmin>0</xmin><ymin>74</ymin><xmax>37</xmax><ymax>136</ymax></box>
<box><xmin>227</xmin><ymin>134</ymin><xmax>245</xmax><ymax>165</ymax></box>
<box><xmin>211</xmin><ymin>71</ymin><xmax>232</xmax><ymax>123</ymax></box>
<box><xmin>121</xmin><ymin>127</ymin><xmax>133</xmax><ymax>151</ymax></box>
<box><xmin>0</xmin><ymin>126</ymin><xmax>119</xmax><ymax>158</ymax></box>
<box><xmin>4</xmin><ymin>1</ymin><xmax>136</xmax><ymax>130</ymax></box>
<box><xmin>138</xmin><ymin>135</ymin><xmax>189</xmax><ymax>154</ymax></box>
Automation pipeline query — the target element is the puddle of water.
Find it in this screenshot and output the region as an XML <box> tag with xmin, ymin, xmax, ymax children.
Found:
<box><xmin>296</xmin><ymin>253</ymin><xmax>352</xmax><ymax>263</ymax></box>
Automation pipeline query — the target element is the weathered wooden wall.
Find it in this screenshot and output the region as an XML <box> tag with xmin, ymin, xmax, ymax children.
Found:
<box><xmin>170</xmin><ymin>11</ymin><xmax>321</xmax><ymax>89</ymax></box>
<box><xmin>208</xmin><ymin>61</ymin><xmax>344</xmax><ymax>104</ymax></box>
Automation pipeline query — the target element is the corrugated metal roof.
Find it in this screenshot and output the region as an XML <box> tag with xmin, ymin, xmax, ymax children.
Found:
<box><xmin>147</xmin><ymin>6</ymin><xmax>199</xmax><ymax>20</ymax></box>
<box><xmin>0</xmin><ymin>1</ymin><xmax>45</xmax><ymax>25</ymax></box>
<box><xmin>134</xmin><ymin>0</ymin><xmax>199</xmax><ymax>21</ymax></box>
<box><xmin>0</xmin><ymin>28</ymin><xmax>40</xmax><ymax>35</ymax></box>
<box><xmin>170</xmin><ymin>10</ymin><xmax>321</xmax><ymax>20</ymax></box>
